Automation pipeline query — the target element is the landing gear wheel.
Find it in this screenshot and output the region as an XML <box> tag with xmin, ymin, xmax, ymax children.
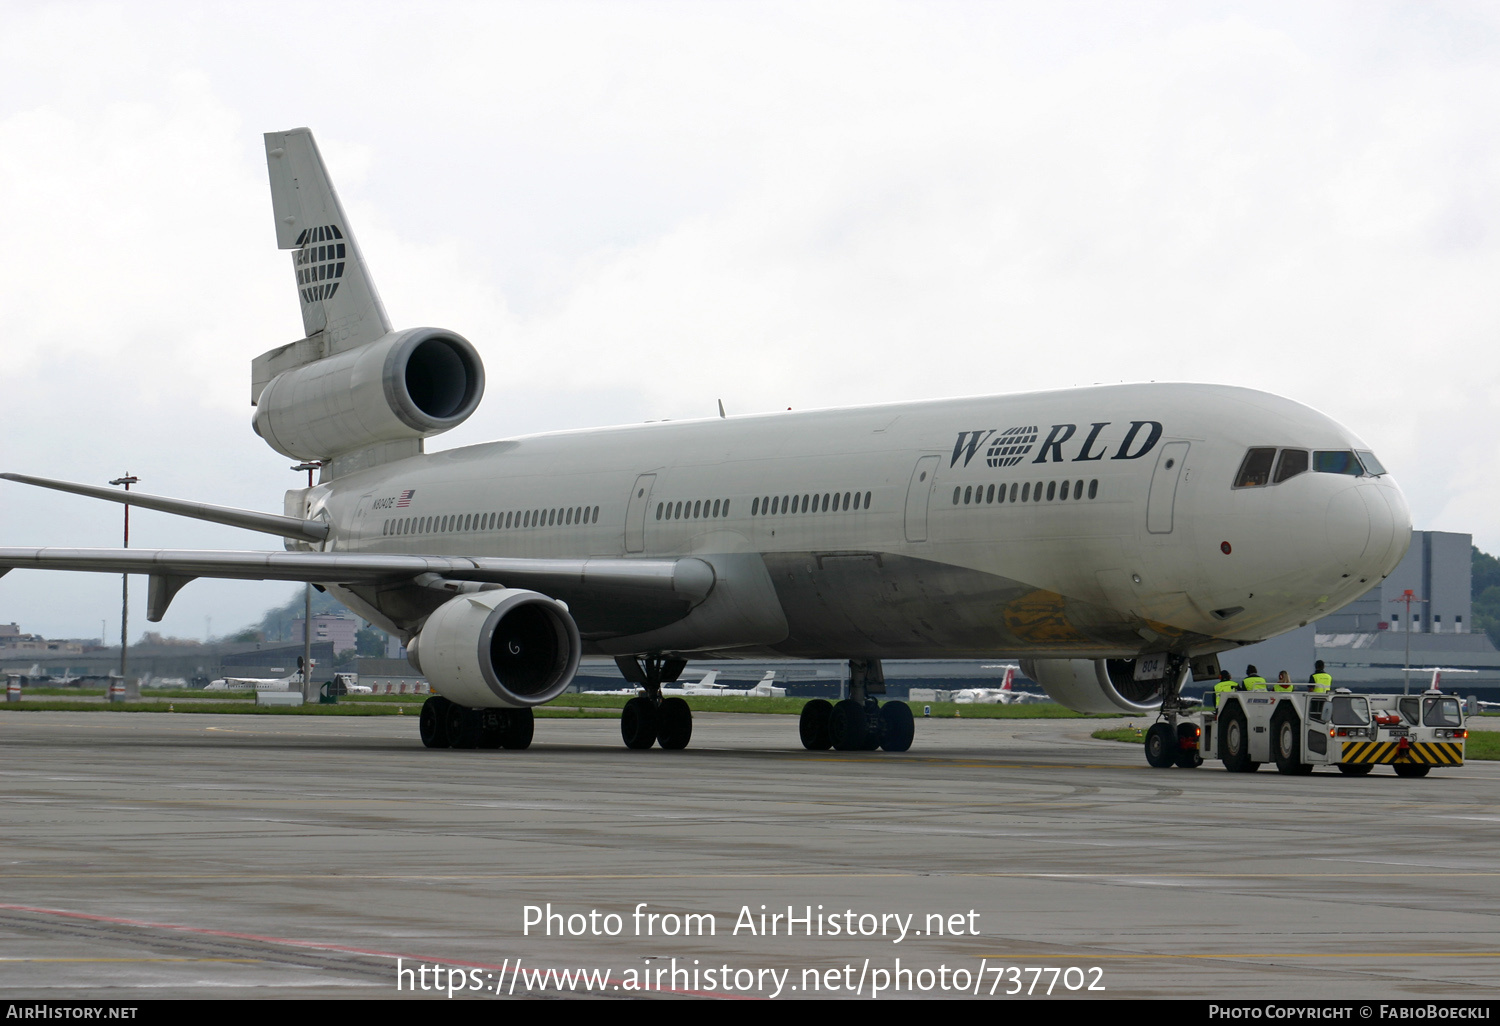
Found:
<box><xmin>799</xmin><ymin>699</ymin><xmax>833</xmax><ymax>751</ymax></box>
<box><xmin>419</xmin><ymin>695</ymin><xmax>452</xmax><ymax>749</ymax></box>
<box><xmin>499</xmin><ymin>708</ymin><xmax>534</xmax><ymax>750</ymax></box>
<box><xmin>621</xmin><ymin>696</ymin><xmax>659</xmax><ymax>750</ymax></box>
<box><xmin>1337</xmin><ymin>763</ymin><xmax>1373</xmax><ymax>776</ymax></box>
<box><xmin>1272</xmin><ymin>708</ymin><xmax>1314</xmax><ymax>775</ymax></box>
<box><xmin>447</xmin><ymin>704</ymin><xmax>483</xmax><ymax>749</ymax></box>
<box><xmin>1175</xmin><ymin>722</ymin><xmax>1203</xmax><ymax>768</ymax></box>
<box><xmin>1219</xmin><ymin>703</ymin><xmax>1259</xmax><ymax>773</ymax></box>
<box><xmin>657</xmin><ymin>697</ymin><xmax>693</xmax><ymax>750</ymax></box>
<box><xmin>829</xmin><ymin>699</ymin><xmax>868</xmax><ymax>751</ymax></box>
<box><xmin>1393</xmin><ymin>762</ymin><xmax>1430</xmax><ymax>778</ymax></box>
<box><xmin>1145</xmin><ymin>723</ymin><xmax>1176</xmax><ymax>768</ymax></box>
<box><xmin>878</xmin><ymin>701</ymin><xmax>915</xmax><ymax>752</ymax></box>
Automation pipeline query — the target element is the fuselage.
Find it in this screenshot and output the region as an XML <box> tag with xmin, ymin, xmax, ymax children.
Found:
<box><xmin>298</xmin><ymin>382</ymin><xmax>1409</xmax><ymax>663</ymax></box>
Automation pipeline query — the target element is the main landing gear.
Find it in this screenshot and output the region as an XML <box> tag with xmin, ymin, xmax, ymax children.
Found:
<box><xmin>799</xmin><ymin>658</ymin><xmax>914</xmax><ymax>753</ymax></box>
<box><xmin>613</xmin><ymin>655</ymin><xmax>693</xmax><ymax>751</ymax></box>
<box><xmin>419</xmin><ymin>695</ymin><xmax>534</xmax><ymax>750</ymax></box>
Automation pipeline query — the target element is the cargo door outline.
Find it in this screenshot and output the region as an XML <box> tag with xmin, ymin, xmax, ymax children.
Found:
<box><xmin>904</xmin><ymin>455</ymin><xmax>940</xmax><ymax>543</ymax></box>
<box><xmin>625</xmin><ymin>474</ymin><xmax>656</xmax><ymax>553</ymax></box>
<box><xmin>1146</xmin><ymin>442</ymin><xmax>1190</xmax><ymax>534</ymax></box>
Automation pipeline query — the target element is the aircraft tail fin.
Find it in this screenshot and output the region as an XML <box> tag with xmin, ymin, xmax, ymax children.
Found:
<box><xmin>263</xmin><ymin>129</ymin><xmax>391</xmax><ymax>351</ymax></box>
<box><xmin>1001</xmin><ymin>665</ymin><xmax>1016</xmax><ymax>690</ymax></box>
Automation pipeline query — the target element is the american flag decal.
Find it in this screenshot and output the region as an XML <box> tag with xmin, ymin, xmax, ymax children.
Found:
<box><xmin>396</xmin><ymin>489</ymin><xmax>415</xmax><ymax>507</ymax></box>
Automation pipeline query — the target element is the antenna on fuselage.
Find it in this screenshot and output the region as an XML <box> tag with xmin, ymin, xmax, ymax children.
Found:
<box><xmin>717</xmin><ymin>399</ymin><xmax>726</xmax><ymax>419</ymax></box>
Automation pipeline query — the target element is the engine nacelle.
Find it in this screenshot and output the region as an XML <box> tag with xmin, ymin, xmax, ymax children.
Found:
<box><xmin>409</xmin><ymin>589</ymin><xmax>581</xmax><ymax>708</ymax></box>
<box><xmin>253</xmin><ymin>327</ymin><xmax>484</xmax><ymax>460</ymax></box>
<box><xmin>1019</xmin><ymin>658</ymin><xmax>1166</xmax><ymax>715</ymax></box>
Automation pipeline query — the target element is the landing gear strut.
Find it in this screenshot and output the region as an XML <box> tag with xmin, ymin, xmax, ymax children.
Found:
<box><xmin>800</xmin><ymin>659</ymin><xmax>913</xmax><ymax>753</ymax></box>
<box><xmin>614</xmin><ymin>655</ymin><xmax>693</xmax><ymax>751</ymax></box>
<box><xmin>1141</xmin><ymin>655</ymin><xmax>1202</xmax><ymax>769</ymax></box>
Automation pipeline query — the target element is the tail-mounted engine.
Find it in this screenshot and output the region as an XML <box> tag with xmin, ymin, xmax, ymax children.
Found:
<box><xmin>252</xmin><ymin>327</ymin><xmax>484</xmax><ymax>461</ymax></box>
<box><xmin>408</xmin><ymin>589</ymin><xmax>581</xmax><ymax>708</ymax></box>
<box><xmin>1019</xmin><ymin>658</ymin><xmax>1166</xmax><ymax>715</ymax></box>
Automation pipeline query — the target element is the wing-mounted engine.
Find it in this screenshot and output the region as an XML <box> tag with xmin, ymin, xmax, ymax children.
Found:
<box><xmin>1019</xmin><ymin>658</ymin><xmax>1166</xmax><ymax>715</ymax></box>
<box><xmin>252</xmin><ymin>326</ymin><xmax>484</xmax><ymax>461</ymax></box>
<box><xmin>408</xmin><ymin>588</ymin><xmax>581</xmax><ymax>708</ymax></box>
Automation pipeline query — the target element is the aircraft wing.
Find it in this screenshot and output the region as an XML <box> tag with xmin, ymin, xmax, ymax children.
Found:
<box><xmin>0</xmin><ymin>547</ymin><xmax>716</xmax><ymax>627</ymax></box>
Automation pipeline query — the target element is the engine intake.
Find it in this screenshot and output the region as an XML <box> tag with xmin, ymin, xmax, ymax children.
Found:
<box><xmin>409</xmin><ymin>589</ymin><xmax>581</xmax><ymax>708</ymax></box>
<box><xmin>253</xmin><ymin>327</ymin><xmax>484</xmax><ymax>460</ymax></box>
<box><xmin>1019</xmin><ymin>658</ymin><xmax>1166</xmax><ymax>715</ymax></box>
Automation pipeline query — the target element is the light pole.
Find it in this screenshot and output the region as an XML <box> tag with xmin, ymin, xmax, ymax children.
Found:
<box><xmin>1392</xmin><ymin>589</ymin><xmax>1427</xmax><ymax>695</ymax></box>
<box><xmin>291</xmin><ymin>462</ymin><xmax>321</xmax><ymax>699</ymax></box>
<box><xmin>108</xmin><ymin>474</ymin><xmax>139</xmax><ymax>687</ymax></box>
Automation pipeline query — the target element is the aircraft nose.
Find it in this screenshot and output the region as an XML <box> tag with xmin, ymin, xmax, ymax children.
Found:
<box><xmin>1324</xmin><ymin>485</ymin><xmax>1370</xmax><ymax>568</ymax></box>
<box><xmin>1325</xmin><ymin>481</ymin><xmax>1409</xmax><ymax>578</ymax></box>
<box><xmin>1361</xmin><ymin>480</ymin><xmax>1410</xmax><ymax>577</ymax></box>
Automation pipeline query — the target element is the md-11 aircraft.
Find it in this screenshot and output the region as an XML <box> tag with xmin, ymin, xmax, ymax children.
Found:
<box><xmin>0</xmin><ymin>129</ymin><xmax>1411</xmax><ymax>761</ymax></box>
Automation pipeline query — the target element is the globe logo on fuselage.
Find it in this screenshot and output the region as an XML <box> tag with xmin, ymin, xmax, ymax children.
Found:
<box><xmin>986</xmin><ymin>426</ymin><xmax>1038</xmax><ymax>468</ymax></box>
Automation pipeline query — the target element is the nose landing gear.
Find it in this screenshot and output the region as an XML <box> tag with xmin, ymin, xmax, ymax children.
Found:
<box><xmin>614</xmin><ymin>655</ymin><xmax>693</xmax><ymax>750</ymax></box>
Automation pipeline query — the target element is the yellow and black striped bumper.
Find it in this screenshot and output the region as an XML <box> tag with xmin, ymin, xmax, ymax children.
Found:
<box><xmin>1339</xmin><ymin>741</ymin><xmax>1465</xmax><ymax>766</ymax></box>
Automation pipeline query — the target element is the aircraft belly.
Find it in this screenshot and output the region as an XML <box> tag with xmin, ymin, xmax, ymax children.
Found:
<box><xmin>760</xmin><ymin>551</ymin><xmax>1148</xmax><ymax>659</ymax></box>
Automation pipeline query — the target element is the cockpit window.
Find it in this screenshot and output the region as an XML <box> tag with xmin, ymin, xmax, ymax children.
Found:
<box><xmin>1273</xmin><ymin>449</ymin><xmax>1309</xmax><ymax>484</ymax></box>
<box><xmin>1314</xmin><ymin>450</ymin><xmax>1364</xmax><ymax>476</ymax></box>
<box><xmin>1356</xmin><ymin>450</ymin><xmax>1387</xmax><ymax>476</ymax></box>
<box><xmin>1234</xmin><ymin>448</ymin><xmax>1276</xmax><ymax>488</ymax></box>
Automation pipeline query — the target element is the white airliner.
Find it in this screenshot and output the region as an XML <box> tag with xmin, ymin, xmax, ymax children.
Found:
<box><xmin>952</xmin><ymin>665</ymin><xmax>1045</xmax><ymax>705</ymax></box>
<box><xmin>0</xmin><ymin>128</ymin><xmax>1411</xmax><ymax>760</ymax></box>
<box><xmin>204</xmin><ymin>672</ymin><xmax>301</xmax><ymax>692</ymax></box>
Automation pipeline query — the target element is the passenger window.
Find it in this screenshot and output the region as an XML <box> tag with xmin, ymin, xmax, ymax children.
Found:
<box><xmin>1046</xmin><ymin>481</ymin><xmax>1055</xmax><ymax>501</ymax></box>
<box><xmin>964</xmin><ymin>486</ymin><xmax>973</xmax><ymax>505</ymax></box>
<box><xmin>1314</xmin><ymin>451</ymin><xmax>1363</xmax><ymax>476</ymax></box>
<box><xmin>722</xmin><ymin>500</ymin><xmax>729</xmax><ymax>516</ymax></box>
<box><xmin>1234</xmin><ymin>448</ymin><xmax>1276</xmax><ymax>488</ymax></box>
<box><xmin>864</xmin><ymin>491</ymin><xmax>872</xmax><ymax>508</ymax></box>
<box><xmin>1021</xmin><ymin>483</ymin><xmax>1030</xmax><ymax>502</ymax></box>
<box><xmin>1272</xmin><ymin>449</ymin><xmax>1309</xmax><ymax>484</ymax></box>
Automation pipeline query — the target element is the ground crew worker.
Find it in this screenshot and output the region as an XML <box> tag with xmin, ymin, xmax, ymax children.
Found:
<box><xmin>1274</xmin><ymin>670</ymin><xmax>1294</xmax><ymax>692</ymax></box>
<box><xmin>1214</xmin><ymin>670</ymin><xmax>1239</xmax><ymax>706</ymax></box>
<box><xmin>1309</xmin><ymin>660</ymin><xmax>1333</xmax><ymax>693</ymax></box>
<box><xmin>1242</xmin><ymin>665</ymin><xmax>1268</xmax><ymax>691</ymax></box>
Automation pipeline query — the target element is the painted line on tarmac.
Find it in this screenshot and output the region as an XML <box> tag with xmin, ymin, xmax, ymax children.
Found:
<box><xmin>0</xmin><ymin>903</ymin><xmax>746</xmax><ymax>999</ymax></box>
<box><xmin>981</xmin><ymin>952</ymin><xmax>1500</xmax><ymax>960</ymax></box>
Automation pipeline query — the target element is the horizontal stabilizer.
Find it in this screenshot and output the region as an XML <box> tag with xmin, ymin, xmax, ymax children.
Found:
<box><xmin>1</xmin><ymin>473</ymin><xmax>329</xmax><ymax>543</ymax></box>
<box><xmin>0</xmin><ymin>548</ymin><xmax>716</xmax><ymax>630</ymax></box>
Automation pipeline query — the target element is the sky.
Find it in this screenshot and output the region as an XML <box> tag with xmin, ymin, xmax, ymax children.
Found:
<box><xmin>1</xmin><ymin>1</ymin><xmax>1497</xmax><ymax>643</ymax></box>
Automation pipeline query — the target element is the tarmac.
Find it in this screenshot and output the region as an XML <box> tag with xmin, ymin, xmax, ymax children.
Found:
<box><xmin>2</xmin><ymin>708</ymin><xmax>1499</xmax><ymax>1000</ymax></box>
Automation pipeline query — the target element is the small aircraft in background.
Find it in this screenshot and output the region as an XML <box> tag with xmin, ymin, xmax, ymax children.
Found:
<box><xmin>204</xmin><ymin>672</ymin><xmax>302</xmax><ymax>692</ymax></box>
<box><xmin>584</xmin><ymin>670</ymin><xmax>786</xmax><ymax>698</ymax></box>
<box><xmin>953</xmin><ymin>665</ymin><xmax>1046</xmax><ymax>705</ymax></box>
